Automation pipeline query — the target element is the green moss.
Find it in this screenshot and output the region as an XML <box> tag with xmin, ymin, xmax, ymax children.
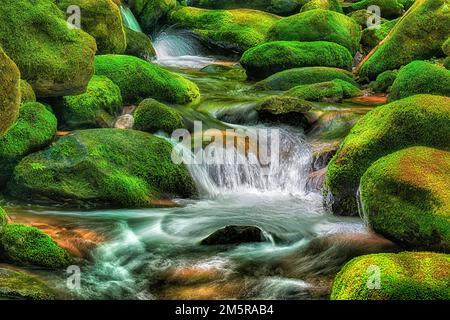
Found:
<box><xmin>268</xmin><ymin>9</ymin><xmax>362</xmax><ymax>55</ymax></box>
<box><xmin>352</xmin><ymin>0</ymin><xmax>404</xmax><ymax>19</ymax></box>
<box><xmin>368</xmin><ymin>70</ymin><xmax>398</xmax><ymax>93</ymax></box>
<box><xmin>256</xmin><ymin>96</ymin><xmax>313</xmax><ymax>127</ymax></box>
<box><xmin>347</xmin><ymin>10</ymin><xmax>386</xmax><ymax>28</ymax></box>
<box><xmin>0</xmin><ymin>267</ymin><xmax>56</xmax><ymax>300</ymax></box>
<box><xmin>0</xmin><ymin>102</ymin><xmax>57</xmax><ymax>187</ymax></box>
<box><xmin>133</xmin><ymin>98</ymin><xmax>184</xmax><ymax>133</ymax></box>
<box><xmin>443</xmin><ymin>38</ymin><xmax>450</xmax><ymax>56</ymax></box>
<box><xmin>0</xmin><ymin>47</ymin><xmax>20</xmax><ymax>136</ymax></box>
<box><xmin>360</xmin><ymin>18</ymin><xmax>399</xmax><ymax>55</ymax></box>
<box><xmin>255</xmin><ymin>67</ymin><xmax>357</xmax><ymax>91</ymax></box>
<box><xmin>285</xmin><ymin>79</ymin><xmax>362</xmax><ymax>102</ymax></box>
<box><xmin>130</xmin><ymin>0</ymin><xmax>177</xmax><ymax>32</ymax></box>
<box><xmin>358</xmin><ymin>0</ymin><xmax>450</xmax><ymax>80</ymax></box>
<box><xmin>331</xmin><ymin>252</ymin><xmax>450</xmax><ymax>300</ymax></box>
<box><xmin>360</xmin><ymin>147</ymin><xmax>450</xmax><ymax>251</ymax></box>
<box><xmin>301</xmin><ymin>0</ymin><xmax>343</xmax><ymax>13</ymax></box>
<box><xmin>56</xmin><ymin>0</ymin><xmax>126</xmax><ymax>54</ymax></box>
<box><xmin>325</xmin><ymin>94</ymin><xmax>450</xmax><ymax>216</ymax></box>
<box><xmin>240</xmin><ymin>41</ymin><xmax>353</xmax><ymax>80</ymax></box>
<box><xmin>186</xmin><ymin>0</ymin><xmax>307</xmax><ymax>15</ymax></box>
<box><xmin>0</xmin><ymin>224</ymin><xmax>72</xmax><ymax>269</ymax></box>
<box><xmin>0</xmin><ymin>0</ymin><xmax>97</xmax><ymax>97</ymax></box>
<box><xmin>389</xmin><ymin>61</ymin><xmax>450</xmax><ymax>101</ymax></box>
<box><xmin>59</xmin><ymin>75</ymin><xmax>123</xmax><ymax>130</ymax></box>
<box><xmin>0</xmin><ymin>207</ymin><xmax>7</xmax><ymax>232</ymax></box>
<box><xmin>9</xmin><ymin>129</ymin><xmax>197</xmax><ymax>208</ymax></box>
<box><xmin>168</xmin><ymin>6</ymin><xmax>281</xmax><ymax>52</ymax></box>
<box><xmin>94</xmin><ymin>54</ymin><xmax>200</xmax><ymax>105</ymax></box>
<box><xmin>19</xmin><ymin>80</ymin><xmax>36</xmax><ymax>104</ymax></box>
<box><xmin>445</xmin><ymin>57</ymin><xmax>450</xmax><ymax>70</ymax></box>
<box><xmin>124</xmin><ymin>27</ymin><xmax>156</xmax><ymax>60</ymax></box>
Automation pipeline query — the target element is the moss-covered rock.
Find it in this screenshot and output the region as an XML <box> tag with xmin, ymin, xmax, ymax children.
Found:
<box><xmin>347</xmin><ymin>9</ymin><xmax>386</xmax><ymax>28</ymax></box>
<box><xmin>186</xmin><ymin>0</ymin><xmax>307</xmax><ymax>15</ymax></box>
<box><xmin>285</xmin><ymin>79</ymin><xmax>362</xmax><ymax>102</ymax></box>
<box><xmin>0</xmin><ymin>47</ymin><xmax>20</xmax><ymax>136</ymax></box>
<box><xmin>0</xmin><ymin>207</ymin><xmax>8</xmax><ymax>232</ymax></box>
<box><xmin>59</xmin><ymin>75</ymin><xmax>122</xmax><ymax>130</ymax></box>
<box><xmin>0</xmin><ymin>0</ymin><xmax>97</xmax><ymax>97</ymax></box>
<box><xmin>56</xmin><ymin>0</ymin><xmax>126</xmax><ymax>54</ymax></box>
<box><xmin>352</xmin><ymin>0</ymin><xmax>405</xmax><ymax>19</ymax></box>
<box><xmin>301</xmin><ymin>0</ymin><xmax>343</xmax><ymax>13</ymax></box>
<box><xmin>133</xmin><ymin>98</ymin><xmax>184</xmax><ymax>133</ymax></box>
<box><xmin>240</xmin><ymin>41</ymin><xmax>353</xmax><ymax>80</ymax></box>
<box><xmin>0</xmin><ymin>102</ymin><xmax>57</xmax><ymax>187</ymax></box>
<box><xmin>9</xmin><ymin>129</ymin><xmax>197</xmax><ymax>208</ymax></box>
<box><xmin>0</xmin><ymin>267</ymin><xmax>57</xmax><ymax>300</ymax></box>
<box><xmin>168</xmin><ymin>6</ymin><xmax>281</xmax><ymax>52</ymax></box>
<box><xmin>331</xmin><ymin>252</ymin><xmax>450</xmax><ymax>300</ymax></box>
<box><xmin>124</xmin><ymin>27</ymin><xmax>156</xmax><ymax>60</ymax></box>
<box><xmin>130</xmin><ymin>0</ymin><xmax>177</xmax><ymax>32</ymax></box>
<box><xmin>268</xmin><ymin>9</ymin><xmax>362</xmax><ymax>55</ymax></box>
<box><xmin>19</xmin><ymin>80</ymin><xmax>36</xmax><ymax>104</ymax></box>
<box><xmin>368</xmin><ymin>70</ymin><xmax>398</xmax><ymax>93</ymax></box>
<box><xmin>360</xmin><ymin>147</ymin><xmax>450</xmax><ymax>251</ymax></box>
<box><xmin>389</xmin><ymin>61</ymin><xmax>450</xmax><ymax>101</ymax></box>
<box><xmin>443</xmin><ymin>38</ymin><xmax>450</xmax><ymax>56</ymax></box>
<box><xmin>360</xmin><ymin>18</ymin><xmax>399</xmax><ymax>55</ymax></box>
<box><xmin>358</xmin><ymin>0</ymin><xmax>450</xmax><ymax>80</ymax></box>
<box><xmin>325</xmin><ymin>94</ymin><xmax>450</xmax><ymax>216</ymax></box>
<box><xmin>94</xmin><ymin>54</ymin><xmax>200</xmax><ymax>104</ymax></box>
<box><xmin>256</xmin><ymin>96</ymin><xmax>313</xmax><ymax>127</ymax></box>
<box><xmin>255</xmin><ymin>67</ymin><xmax>357</xmax><ymax>91</ymax></box>
<box><xmin>0</xmin><ymin>223</ymin><xmax>73</xmax><ymax>269</ymax></box>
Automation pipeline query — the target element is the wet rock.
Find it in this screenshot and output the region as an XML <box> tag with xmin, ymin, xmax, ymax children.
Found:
<box><xmin>256</xmin><ymin>96</ymin><xmax>313</xmax><ymax>128</ymax></box>
<box><xmin>201</xmin><ymin>225</ymin><xmax>266</xmax><ymax>245</ymax></box>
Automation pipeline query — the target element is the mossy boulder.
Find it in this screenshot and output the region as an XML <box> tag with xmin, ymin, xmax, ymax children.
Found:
<box><xmin>358</xmin><ymin>0</ymin><xmax>450</xmax><ymax>80</ymax></box>
<box><xmin>351</xmin><ymin>0</ymin><xmax>405</xmax><ymax>19</ymax></box>
<box><xmin>0</xmin><ymin>223</ymin><xmax>73</xmax><ymax>269</ymax></box>
<box><xmin>331</xmin><ymin>252</ymin><xmax>450</xmax><ymax>300</ymax></box>
<box><xmin>124</xmin><ymin>27</ymin><xmax>156</xmax><ymax>60</ymax></box>
<box><xmin>9</xmin><ymin>129</ymin><xmax>197</xmax><ymax>208</ymax></box>
<box><xmin>240</xmin><ymin>41</ymin><xmax>353</xmax><ymax>80</ymax></box>
<box><xmin>0</xmin><ymin>102</ymin><xmax>57</xmax><ymax>187</ymax></box>
<box><xmin>56</xmin><ymin>0</ymin><xmax>126</xmax><ymax>54</ymax></box>
<box><xmin>360</xmin><ymin>18</ymin><xmax>398</xmax><ymax>55</ymax></box>
<box><xmin>59</xmin><ymin>75</ymin><xmax>123</xmax><ymax>130</ymax></box>
<box><xmin>186</xmin><ymin>0</ymin><xmax>307</xmax><ymax>15</ymax></box>
<box><xmin>129</xmin><ymin>0</ymin><xmax>177</xmax><ymax>32</ymax></box>
<box><xmin>360</xmin><ymin>147</ymin><xmax>450</xmax><ymax>251</ymax></box>
<box><xmin>347</xmin><ymin>10</ymin><xmax>386</xmax><ymax>28</ymax></box>
<box><xmin>0</xmin><ymin>207</ymin><xmax>7</xmax><ymax>232</ymax></box>
<box><xmin>443</xmin><ymin>38</ymin><xmax>450</xmax><ymax>56</ymax></box>
<box><xmin>368</xmin><ymin>70</ymin><xmax>398</xmax><ymax>93</ymax></box>
<box><xmin>325</xmin><ymin>95</ymin><xmax>450</xmax><ymax>216</ymax></box>
<box><xmin>256</xmin><ymin>67</ymin><xmax>357</xmax><ymax>91</ymax></box>
<box><xmin>168</xmin><ymin>7</ymin><xmax>281</xmax><ymax>52</ymax></box>
<box><xmin>133</xmin><ymin>98</ymin><xmax>184</xmax><ymax>134</ymax></box>
<box><xmin>389</xmin><ymin>61</ymin><xmax>450</xmax><ymax>101</ymax></box>
<box><xmin>94</xmin><ymin>54</ymin><xmax>200</xmax><ymax>104</ymax></box>
<box><xmin>19</xmin><ymin>80</ymin><xmax>36</xmax><ymax>104</ymax></box>
<box><xmin>0</xmin><ymin>0</ymin><xmax>97</xmax><ymax>97</ymax></box>
<box><xmin>268</xmin><ymin>9</ymin><xmax>362</xmax><ymax>55</ymax></box>
<box><xmin>301</xmin><ymin>0</ymin><xmax>343</xmax><ymax>13</ymax></box>
<box><xmin>286</xmin><ymin>79</ymin><xmax>362</xmax><ymax>102</ymax></box>
<box><xmin>256</xmin><ymin>96</ymin><xmax>313</xmax><ymax>127</ymax></box>
<box><xmin>0</xmin><ymin>47</ymin><xmax>20</xmax><ymax>136</ymax></box>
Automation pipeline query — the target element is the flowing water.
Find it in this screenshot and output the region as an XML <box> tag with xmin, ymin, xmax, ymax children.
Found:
<box><xmin>3</xmin><ymin>28</ymin><xmax>382</xmax><ymax>300</ymax></box>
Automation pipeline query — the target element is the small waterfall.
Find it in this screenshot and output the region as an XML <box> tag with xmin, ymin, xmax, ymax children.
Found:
<box><xmin>120</xmin><ymin>5</ymin><xmax>142</xmax><ymax>32</ymax></box>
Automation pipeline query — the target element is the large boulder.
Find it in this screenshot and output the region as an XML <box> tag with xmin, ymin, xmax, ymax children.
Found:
<box><xmin>133</xmin><ymin>98</ymin><xmax>184</xmax><ymax>134</ymax></box>
<box><xmin>360</xmin><ymin>147</ymin><xmax>450</xmax><ymax>251</ymax></box>
<box><xmin>358</xmin><ymin>0</ymin><xmax>450</xmax><ymax>80</ymax></box>
<box><xmin>286</xmin><ymin>79</ymin><xmax>362</xmax><ymax>102</ymax></box>
<box><xmin>325</xmin><ymin>95</ymin><xmax>450</xmax><ymax>216</ymax></box>
<box><xmin>186</xmin><ymin>0</ymin><xmax>307</xmax><ymax>15</ymax></box>
<box><xmin>389</xmin><ymin>60</ymin><xmax>450</xmax><ymax>101</ymax></box>
<box><xmin>58</xmin><ymin>75</ymin><xmax>123</xmax><ymax>129</ymax></box>
<box><xmin>255</xmin><ymin>67</ymin><xmax>357</xmax><ymax>91</ymax></box>
<box><xmin>94</xmin><ymin>55</ymin><xmax>200</xmax><ymax>105</ymax></box>
<box><xmin>9</xmin><ymin>129</ymin><xmax>197</xmax><ymax>208</ymax></box>
<box><xmin>0</xmin><ymin>102</ymin><xmax>57</xmax><ymax>187</ymax></box>
<box><xmin>331</xmin><ymin>252</ymin><xmax>450</xmax><ymax>300</ymax></box>
<box><xmin>129</xmin><ymin>0</ymin><xmax>177</xmax><ymax>33</ymax></box>
<box><xmin>200</xmin><ymin>225</ymin><xmax>266</xmax><ymax>245</ymax></box>
<box><xmin>56</xmin><ymin>0</ymin><xmax>126</xmax><ymax>54</ymax></box>
<box><xmin>124</xmin><ymin>27</ymin><xmax>156</xmax><ymax>61</ymax></box>
<box><xmin>268</xmin><ymin>9</ymin><xmax>362</xmax><ymax>55</ymax></box>
<box><xmin>168</xmin><ymin>7</ymin><xmax>281</xmax><ymax>52</ymax></box>
<box><xmin>0</xmin><ymin>0</ymin><xmax>97</xmax><ymax>97</ymax></box>
<box><xmin>351</xmin><ymin>0</ymin><xmax>405</xmax><ymax>19</ymax></box>
<box><xmin>360</xmin><ymin>18</ymin><xmax>399</xmax><ymax>55</ymax></box>
<box><xmin>240</xmin><ymin>41</ymin><xmax>353</xmax><ymax>80</ymax></box>
<box><xmin>0</xmin><ymin>47</ymin><xmax>20</xmax><ymax>136</ymax></box>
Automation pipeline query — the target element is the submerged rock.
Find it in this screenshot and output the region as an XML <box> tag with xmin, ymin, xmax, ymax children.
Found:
<box><xmin>200</xmin><ymin>225</ymin><xmax>266</xmax><ymax>245</ymax></box>
<box><xmin>0</xmin><ymin>47</ymin><xmax>20</xmax><ymax>136</ymax></box>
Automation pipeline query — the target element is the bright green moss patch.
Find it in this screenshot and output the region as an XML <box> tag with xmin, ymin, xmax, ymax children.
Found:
<box><xmin>56</xmin><ymin>0</ymin><xmax>126</xmax><ymax>54</ymax></box>
<box><xmin>360</xmin><ymin>18</ymin><xmax>399</xmax><ymax>54</ymax></box>
<box><xmin>186</xmin><ymin>0</ymin><xmax>307</xmax><ymax>15</ymax></box>
<box><xmin>9</xmin><ymin>129</ymin><xmax>197</xmax><ymax>208</ymax></box>
<box><xmin>0</xmin><ymin>102</ymin><xmax>57</xmax><ymax>187</ymax></box>
<box><xmin>95</xmin><ymin>54</ymin><xmax>200</xmax><ymax>104</ymax></box>
<box><xmin>0</xmin><ymin>207</ymin><xmax>7</xmax><ymax>232</ymax></box>
<box><xmin>0</xmin><ymin>47</ymin><xmax>20</xmax><ymax>136</ymax></box>
<box><xmin>124</xmin><ymin>27</ymin><xmax>156</xmax><ymax>60</ymax></box>
<box><xmin>0</xmin><ymin>223</ymin><xmax>73</xmax><ymax>269</ymax></box>
<box><xmin>389</xmin><ymin>61</ymin><xmax>450</xmax><ymax>101</ymax></box>
<box><xmin>240</xmin><ymin>41</ymin><xmax>353</xmax><ymax>80</ymax></box>
<box><xmin>360</xmin><ymin>147</ymin><xmax>450</xmax><ymax>251</ymax></box>
<box><xmin>255</xmin><ymin>67</ymin><xmax>357</xmax><ymax>91</ymax></box>
<box><xmin>285</xmin><ymin>79</ymin><xmax>362</xmax><ymax>102</ymax></box>
<box><xmin>352</xmin><ymin>0</ymin><xmax>404</xmax><ymax>19</ymax></box>
<box><xmin>325</xmin><ymin>95</ymin><xmax>450</xmax><ymax>216</ymax></box>
<box><xmin>358</xmin><ymin>0</ymin><xmax>450</xmax><ymax>80</ymax></box>
<box><xmin>133</xmin><ymin>98</ymin><xmax>184</xmax><ymax>133</ymax></box>
<box><xmin>368</xmin><ymin>70</ymin><xmax>398</xmax><ymax>93</ymax></box>
<box><xmin>168</xmin><ymin>6</ymin><xmax>281</xmax><ymax>52</ymax></box>
<box><xmin>347</xmin><ymin>10</ymin><xmax>386</xmax><ymax>27</ymax></box>
<box><xmin>301</xmin><ymin>0</ymin><xmax>343</xmax><ymax>13</ymax></box>
<box><xmin>268</xmin><ymin>9</ymin><xmax>362</xmax><ymax>55</ymax></box>
<box><xmin>59</xmin><ymin>75</ymin><xmax>123</xmax><ymax>129</ymax></box>
<box><xmin>0</xmin><ymin>0</ymin><xmax>97</xmax><ymax>97</ymax></box>
<box><xmin>331</xmin><ymin>252</ymin><xmax>450</xmax><ymax>300</ymax></box>
<box><xmin>19</xmin><ymin>80</ymin><xmax>36</xmax><ymax>104</ymax></box>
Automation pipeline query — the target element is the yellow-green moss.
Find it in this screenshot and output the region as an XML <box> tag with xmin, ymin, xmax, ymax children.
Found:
<box><xmin>0</xmin><ymin>267</ymin><xmax>56</xmax><ymax>300</ymax></box>
<box><xmin>186</xmin><ymin>0</ymin><xmax>307</xmax><ymax>15</ymax></box>
<box><xmin>130</xmin><ymin>0</ymin><xmax>177</xmax><ymax>32</ymax></box>
<box><xmin>19</xmin><ymin>80</ymin><xmax>36</xmax><ymax>104</ymax></box>
<box><xmin>0</xmin><ymin>47</ymin><xmax>20</xmax><ymax>136</ymax></box>
<box><xmin>351</xmin><ymin>0</ymin><xmax>404</xmax><ymax>19</ymax></box>
<box><xmin>301</xmin><ymin>0</ymin><xmax>343</xmax><ymax>13</ymax></box>
<box><xmin>133</xmin><ymin>98</ymin><xmax>184</xmax><ymax>134</ymax></box>
<box><xmin>285</xmin><ymin>79</ymin><xmax>362</xmax><ymax>102</ymax></box>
